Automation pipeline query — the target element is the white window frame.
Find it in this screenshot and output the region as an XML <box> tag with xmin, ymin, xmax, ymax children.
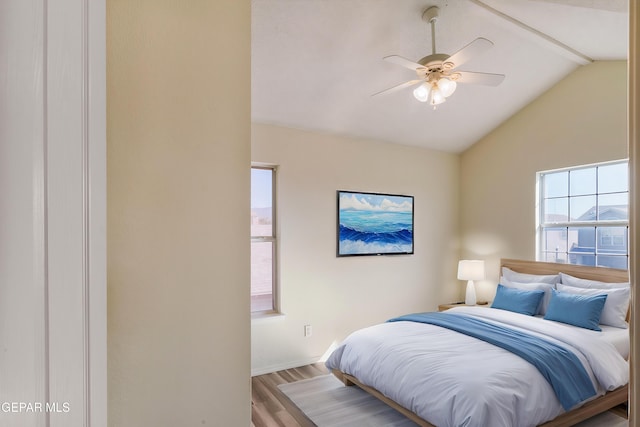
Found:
<box><xmin>251</xmin><ymin>165</ymin><xmax>279</xmax><ymax>314</ymax></box>
<box><xmin>536</xmin><ymin>160</ymin><xmax>629</xmax><ymax>269</ymax></box>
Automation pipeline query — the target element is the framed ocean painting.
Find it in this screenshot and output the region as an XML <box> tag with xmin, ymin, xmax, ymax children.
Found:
<box><xmin>337</xmin><ymin>190</ymin><xmax>414</xmax><ymax>257</ymax></box>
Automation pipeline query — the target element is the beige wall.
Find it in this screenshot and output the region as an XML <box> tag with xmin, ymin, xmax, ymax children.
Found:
<box><xmin>251</xmin><ymin>124</ymin><xmax>460</xmax><ymax>374</ymax></box>
<box><xmin>460</xmin><ymin>61</ymin><xmax>628</xmax><ymax>301</ymax></box>
<box><xmin>107</xmin><ymin>1</ymin><xmax>251</xmax><ymax>425</ymax></box>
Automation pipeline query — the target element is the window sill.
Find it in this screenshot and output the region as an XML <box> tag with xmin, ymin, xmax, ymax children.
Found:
<box><xmin>251</xmin><ymin>311</ymin><xmax>285</xmax><ymax>322</ymax></box>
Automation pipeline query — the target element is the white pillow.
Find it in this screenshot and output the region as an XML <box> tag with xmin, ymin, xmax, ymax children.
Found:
<box><xmin>502</xmin><ymin>267</ymin><xmax>559</xmax><ymax>285</ymax></box>
<box><xmin>556</xmin><ymin>283</ymin><xmax>630</xmax><ymax>329</ymax></box>
<box><xmin>559</xmin><ymin>272</ymin><xmax>629</xmax><ymax>289</ymax></box>
<box><xmin>500</xmin><ymin>277</ymin><xmax>554</xmax><ymax>315</ymax></box>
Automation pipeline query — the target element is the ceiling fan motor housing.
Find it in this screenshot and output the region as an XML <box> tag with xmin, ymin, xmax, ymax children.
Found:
<box><xmin>416</xmin><ymin>54</ymin><xmax>457</xmax><ymax>79</ymax></box>
<box><xmin>418</xmin><ymin>53</ymin><xmax>449</xmax><ymax>69</ymax></box>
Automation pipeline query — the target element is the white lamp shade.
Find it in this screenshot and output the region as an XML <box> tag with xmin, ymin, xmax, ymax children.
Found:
<box><xmin>429</xmin><ymin>87</ymin><xmax>446</xmax><ymax>106</ymax></box>
<box><xmin>437</xmin><ymin>78</ymin><xmax>457</xmax><ymax>98</ymax></box>
<box><xmin>413</xmin><ymin>83</ymin><xmax>430</xmax><ymax>102</ymax></box>
<box><xmin>457</xmin><ymin>260</ymin><xmax>485</xmax><ymax>281</ymax></box>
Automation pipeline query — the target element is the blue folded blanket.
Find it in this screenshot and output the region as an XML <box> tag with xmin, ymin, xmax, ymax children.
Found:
<box><xmin>388</xmin><ymin>312</ymin><xmax>596</xmax><ymax>410</ymax></box>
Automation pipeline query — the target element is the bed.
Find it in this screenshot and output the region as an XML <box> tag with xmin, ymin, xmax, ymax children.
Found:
<box><xmin>325</xmin><ymin>259</ymin><xmax>630</xmax><ymax>427</ymax></box>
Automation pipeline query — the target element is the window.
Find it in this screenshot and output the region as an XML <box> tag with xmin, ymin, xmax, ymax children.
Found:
<box><xmin>251</xmin><ymin>166</ymin><xmax>277</xmax><ymax>313</ymax></box>
<box><xmin>537</xmin><ymin>160</ymin><xmax>629</xmax><ymax>269</ymax></box>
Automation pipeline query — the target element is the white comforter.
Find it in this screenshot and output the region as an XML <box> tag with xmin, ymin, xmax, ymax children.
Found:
<box><xmin>325</xmin><ymin>307</ymin><xmax>628</xmax><ymax>427</ymax></box>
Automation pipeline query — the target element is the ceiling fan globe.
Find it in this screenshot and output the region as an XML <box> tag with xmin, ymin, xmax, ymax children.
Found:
<box><xmin>413</xmin><ymin>83</ymin><xmax>430</xmax><ymax>102</ymax></box>
<box><xmin>429</xmin><ymin>88</ymin><xmax>446</xmax><ymax>107</ymax></box>
<box><xmin>437</xmin><ymin>78</ymin><xmax>457</xmax><ymax>98</ymax></box>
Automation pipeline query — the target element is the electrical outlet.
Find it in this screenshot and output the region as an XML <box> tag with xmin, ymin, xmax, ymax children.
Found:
<box><xmin>304</xmin><ymin>324</ymin><xmax>312</xmax><ymax>337</ymax></box>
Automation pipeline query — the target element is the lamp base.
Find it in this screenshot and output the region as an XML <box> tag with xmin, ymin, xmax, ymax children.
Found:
<box><xmin>465</xmin><ymin>280</ymin><xmax>477</xmax><ymax>305</ymax></box>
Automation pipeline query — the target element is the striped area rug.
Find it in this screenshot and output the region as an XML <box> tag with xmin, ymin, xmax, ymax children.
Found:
<box><xmin>278</xmin><ymin>374</ymin><xmax>627</xmax><ymax>427</ymax></box>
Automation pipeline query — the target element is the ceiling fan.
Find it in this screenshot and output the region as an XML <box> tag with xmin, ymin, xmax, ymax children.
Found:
<box><xmin>374</xmin><ymin>6</ymin><xmax>505</xmax><ymax>108</ymax></box>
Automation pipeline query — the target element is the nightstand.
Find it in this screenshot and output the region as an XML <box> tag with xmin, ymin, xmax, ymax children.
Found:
<box><xmin>438</xmin><ymin>301</ymin><xmax>489</xmax><ymax>311</ymax></box>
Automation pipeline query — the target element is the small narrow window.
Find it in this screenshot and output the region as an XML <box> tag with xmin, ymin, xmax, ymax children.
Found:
<box><xmin>537</xmin><ymin>160</ymin><xmax>629</xmax><ymax>269</ymax></box>
<box><xmin>251</xmin><ymin>166</ymin><xmax>277</xmax><ymax>313</ymax></box>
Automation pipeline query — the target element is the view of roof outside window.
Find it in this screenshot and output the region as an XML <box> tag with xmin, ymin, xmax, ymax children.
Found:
<box><xmin>538</xmin><ymin>161</ymin><xmax>629</xmax><ymax>269</ymax></box>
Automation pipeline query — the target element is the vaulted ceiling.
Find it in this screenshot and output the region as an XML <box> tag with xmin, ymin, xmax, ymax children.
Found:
<box><xmin>252</xmin><ymin>0</ymin><xmax>628</xmax><ymax>153</ymax></box>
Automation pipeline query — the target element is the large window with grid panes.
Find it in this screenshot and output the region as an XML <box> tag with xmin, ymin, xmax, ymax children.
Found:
<box><xmin>251</xmin><ymin>166</ymin><xmax>278</xmax><ymax>313</ymax></box>
<box><xmin>537</xmin><ymin>160</ymin><xmax>629</xmax><ymax>269</ymax></box>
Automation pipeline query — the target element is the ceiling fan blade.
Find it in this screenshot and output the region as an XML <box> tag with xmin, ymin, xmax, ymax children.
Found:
<box><xmin>372</xmin><ymin>79</ymin><xmax>423</xmax><ymax>97</ymax></box>
<box><xmin>383</xmin><ymin>55</ymin><xmax>425</xmax><ymax>71</ymax></box>
<box><xmin>445</xmin><ymin>38</ymin><xmax>494</xmax><ymax>69</ymax></box>
<box><xmin>455</xmin><ymin>71</ymin><xmax>505</xmax><ymax>86</ymax></box>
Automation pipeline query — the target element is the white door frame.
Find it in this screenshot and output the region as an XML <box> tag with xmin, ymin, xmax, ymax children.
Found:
<box><xmin>629</xmin><ymin>2</ymin><xmax>639</xmax><ymax>425</ymax></box>
<box><xmin>0</xmin><ymin>0</ymin><xmax>106</xmax><ymax>425</ymax></box>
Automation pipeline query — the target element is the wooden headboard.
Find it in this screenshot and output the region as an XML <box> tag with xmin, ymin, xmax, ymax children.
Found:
<box><xmin>501</xmin><ymin>258</ymin><xmax>630</xmax><ymax>322</ymax></box>
<box><xmin>500</xmin><ymin>258</ymin><xmax>629</xmax><ymax>283</ymax></box>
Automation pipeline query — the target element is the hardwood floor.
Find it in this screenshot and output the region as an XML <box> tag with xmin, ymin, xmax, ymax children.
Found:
<box><xmin>251</xmin><ymin>363</ymin><xmax>628</xmax><ymax>427</ymax></box>
<box><xmin>251</xmin><ymin>363</ymin><xmax>329</xmax><ymax>427</ymax></box>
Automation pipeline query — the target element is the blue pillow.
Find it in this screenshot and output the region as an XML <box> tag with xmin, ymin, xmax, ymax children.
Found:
<box><xmin>491</xmin><ymin>284</ymin><xmax>544</xmax><ymax>316</ymax></box>
<box><xmin>543</xmin><ymin>289</ymin><xmax>607</xmax><ymax>331</ymax></box>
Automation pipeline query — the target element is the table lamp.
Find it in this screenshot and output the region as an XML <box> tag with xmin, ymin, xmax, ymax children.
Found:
<box><xmin>457</xmin><ymin>260</ymin><xmax>485</xmax><ymax>305</ymax></box>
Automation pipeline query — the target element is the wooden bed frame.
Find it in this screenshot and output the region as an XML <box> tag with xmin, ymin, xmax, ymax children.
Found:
<box><xmin>331</xmin><ymin>258</ymin><xmax>630</xmax><ymax>427</ymax></box>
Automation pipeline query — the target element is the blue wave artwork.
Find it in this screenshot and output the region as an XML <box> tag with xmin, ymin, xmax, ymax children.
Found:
<box><xmin>338</xmin><ymin>191</ymin><xmax>413</xmax><ymax>256</ymax></box>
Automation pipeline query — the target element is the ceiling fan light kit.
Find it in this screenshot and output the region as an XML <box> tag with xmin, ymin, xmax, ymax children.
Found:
<box><xmin>375</xmin><ymin>5</ymin><xmax>505</xmax><ymax>109</ymax></box>
<box><xmin>413</xmin><ymin>74</ymin><xmax>457</xmax><ymax>106</ymax></box>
